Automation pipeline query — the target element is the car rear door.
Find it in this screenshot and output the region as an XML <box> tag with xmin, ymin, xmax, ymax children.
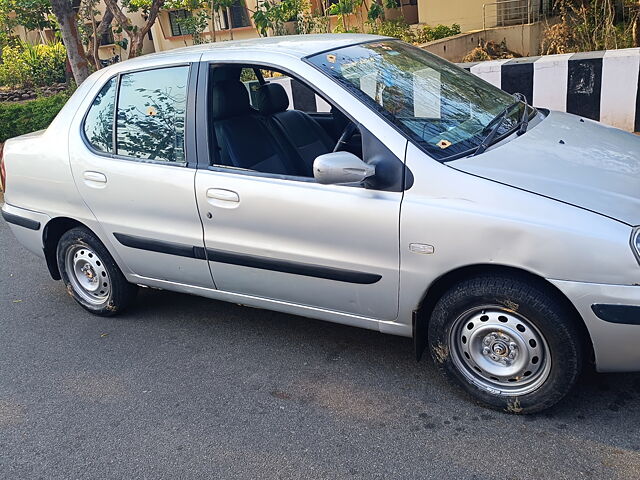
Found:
<box><xmin>68</xmin><ymin>62</ymin><xmax>213</xmax><ymax>289</ymax></box>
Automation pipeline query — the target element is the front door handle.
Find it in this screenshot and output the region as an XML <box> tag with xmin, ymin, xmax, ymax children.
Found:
<box><xmin>83</xmin><ymin>171</ymin><xmax>107</xmax><ymax>184</ymax></box>
<box><xmin>206</xmin><ymin>188</ymin><xmax>239</xmax><ymax>203</ymax></box>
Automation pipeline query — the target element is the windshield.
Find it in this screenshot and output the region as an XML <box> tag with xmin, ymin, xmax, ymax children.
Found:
<box><xmin>307</xmin><ymin>40</ymin><xmax>533</xmax><ymax>161</ymax></box>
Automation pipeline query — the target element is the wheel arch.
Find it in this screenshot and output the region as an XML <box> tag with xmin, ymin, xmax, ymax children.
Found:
<box><xmin>413</xmin><ymin>264</ymin><xmax>594</xmax><ymax>364</ymax></box>
<box><xmin>42</xmin><ymin>217</ymin><xmax>87</xmax><ymax>280</ymax></box>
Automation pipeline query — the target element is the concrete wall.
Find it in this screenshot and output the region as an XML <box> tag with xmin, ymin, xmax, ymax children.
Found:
<box><xmin>421</xmin><ymin>21</ymin><xmax>547</xmax><ymax>63</ymax></box>
<box><xmin>459</xmin><ymin>49</ymin><xmax>640</xmax><ymax>132</ymax></box>
<box><xmin>417</xmin><ymin>0</ymin><xmax>487</xmax><ymax>32</ymax></box>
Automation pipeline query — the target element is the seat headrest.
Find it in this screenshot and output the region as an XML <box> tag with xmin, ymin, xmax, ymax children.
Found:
<box><xmin>211</xmin><ymin>80</ymin><xmax>252</xmax><ymax>119</ymax></box>
<box><xmin>255</xmin><ymin>82</ymin><xmax>289</xmax><ymax>115</ymax></box>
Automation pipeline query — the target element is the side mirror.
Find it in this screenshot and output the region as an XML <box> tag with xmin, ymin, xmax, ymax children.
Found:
<box><xmin>313</xmin><ymin>152</ymin><xmax>375</xmax><ymax>185</ymax></box>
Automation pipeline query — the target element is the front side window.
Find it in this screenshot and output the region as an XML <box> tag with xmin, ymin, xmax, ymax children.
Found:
<box><xmin>116</xmin><ymin>66</ymin><xmax>189</xmax><ymax>163</ymax></box>
<box><xmin>307</xmin><ymin>40</ymin><xmax>533</xmax><ymax>160</ymax></box>
<box><xmin>84</xmin><ymin>77</ymin><xmax>116</xmax><ymax>153</ymax></box>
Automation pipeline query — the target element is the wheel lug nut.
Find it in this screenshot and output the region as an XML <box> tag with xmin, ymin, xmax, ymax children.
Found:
<box><xmin>482</xmin><ymin>347</ymin><xmax>490</xmax><ymax>355</ymax></box>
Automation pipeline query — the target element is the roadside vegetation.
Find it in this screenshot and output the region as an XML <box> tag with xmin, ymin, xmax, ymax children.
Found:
<box><xmin>0</xmin><ymin>91</ymin><xmax>70</xmax><ymax>143</ymax></box>
<box><xmin>542</xmin><ymin>0</ymin><xmax>640</xmax><ymax>54</ymax></box>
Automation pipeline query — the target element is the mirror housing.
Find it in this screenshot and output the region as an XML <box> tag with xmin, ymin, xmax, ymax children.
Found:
<box><xmin>313</xmin><ymin>152</ymin><xmax>375</xmax><ymax>185</ymax></box>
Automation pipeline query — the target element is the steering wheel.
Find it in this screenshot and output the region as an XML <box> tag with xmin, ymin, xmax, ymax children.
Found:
<box><xmin>333</xmin><ymin>122</ymin><xmax>358</xmax><ymax>153</ymax></box>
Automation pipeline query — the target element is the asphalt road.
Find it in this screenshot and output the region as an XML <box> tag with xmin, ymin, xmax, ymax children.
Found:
<box><xmin>1</xmin><ymin>217</ymin><xmax>640</xmax><ymax>480</ymax></box>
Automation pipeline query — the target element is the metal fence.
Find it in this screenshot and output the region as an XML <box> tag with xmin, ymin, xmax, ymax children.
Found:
<box><xmin>482</xmin><ymin>0</ymin><xmax>551</xmax><ymax>30</ymax></box>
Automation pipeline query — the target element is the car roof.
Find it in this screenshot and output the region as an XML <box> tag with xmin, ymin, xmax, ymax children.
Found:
<box><xmin>126</xmin><ymin>33</ymin><xmax>389</xmax><ymax>64</ymax></box>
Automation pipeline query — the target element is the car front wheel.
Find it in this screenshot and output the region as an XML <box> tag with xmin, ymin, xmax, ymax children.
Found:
<box><xmin>56</xmin><ymin>227</ymin><xmax>137</xmax><ymax>316</ymax></box>
<box><xmin>428</xmin><ymin>274</ymin><xmax>583</xmax><ymax>414</ymax></box>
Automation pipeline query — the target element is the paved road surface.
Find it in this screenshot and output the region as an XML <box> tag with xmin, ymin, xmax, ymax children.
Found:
<box><xmin>1</xmin><ymin>216</ymin><xmax>640</xmax><ymax>479</ymax></box>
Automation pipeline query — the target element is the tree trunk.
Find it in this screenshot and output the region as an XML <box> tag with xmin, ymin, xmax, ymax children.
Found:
<box><xmin>210</xmin><ymin>4</ymin><xmax>217</xmax><ymax>42</ymax></box>
<box><xmin>88</xmin><ymin>9</ymin><xmax>114</xmax><ymax>70</ymax></box>
<box><xmin>87</xmin><ymin>19</ymin><xmax>100</xmax><ymax>70</ymax></box>
<box><xmin>50</xmin><ymin>0</ymin><xmax>90</xmax><ymax>85</ymax></box>
<box><xmin>634</xmin><ymin>3</ymin><xmax>640</xmax><ymax>48</ymax></box>
<box><xmin>103</xmin><ymin>0</ymin><xmax>165</xmax><ymax>59</ymax></box>
<box><xmin>226</xmin><ymin>7</ymin><xmax>234</xmax><ymax>40</ymax></box>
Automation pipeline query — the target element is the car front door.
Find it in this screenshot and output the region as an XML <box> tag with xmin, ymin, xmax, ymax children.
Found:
<box><xmin>68</xmin><ymin>62</ymin><xmax>213</xmax><ymax>289</ymax></box>
<box><xmin>193</xmin><ymin>61</ymin><xmax>408</xmax><ymax>320</ymax></box>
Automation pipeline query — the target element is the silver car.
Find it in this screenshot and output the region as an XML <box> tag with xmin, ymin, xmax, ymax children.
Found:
<box><xmin>3</xmin><ymin>34</ymin><xmax>640</xmax><ymax>413</ymax></box>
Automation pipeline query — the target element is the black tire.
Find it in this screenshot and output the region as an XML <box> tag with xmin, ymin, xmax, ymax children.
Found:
<box><xmin>56</xmin><ymin>226</ymin><xmax>137</xmax><ymax>316</ymax></box>
<box><xmin>428</xmin><ymin>274</ymin><xmax>583</xmax><ymax>414</ymax></box>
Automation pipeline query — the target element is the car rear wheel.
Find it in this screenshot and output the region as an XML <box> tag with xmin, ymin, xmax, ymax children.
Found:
<box><xmin>428</xmin><ymin>274</ymin><xmax>583</xmax><ymax>414</ymax></box>
<box><xmin>56</xmin><ymin>227</ymin><xmax>137</xmax><ymax>316</ymax></box>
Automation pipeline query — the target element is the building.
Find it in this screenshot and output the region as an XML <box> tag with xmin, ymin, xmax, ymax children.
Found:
<box><xmin>12</xmin><ymin>0</ymin><xmax>546</xmax><ymax>62</ymax></box>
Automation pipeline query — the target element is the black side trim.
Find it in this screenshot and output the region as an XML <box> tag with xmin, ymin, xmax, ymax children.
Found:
<box><xmin>591</xmin><ymin>304</ymin><xmax>640</xmax><ymax>326</ymax></box>
<box><xmin>113</xmin><ymin>233</ymin><xmax>206</xmax><ymax>260</ymax></box>
<box><xmin>1</xmin><ymin>210</ymin><xmax>40</xmax><ymax>230</ymax></box>
<box><xmin>112</xmin><ymin>232</ymin><xmax>381</xmax><ymax>284</ymax></box>
<box><xmin>206</xmin><ymin>248</ymin><xmax>382</xmax><ymax>285</ymax></box>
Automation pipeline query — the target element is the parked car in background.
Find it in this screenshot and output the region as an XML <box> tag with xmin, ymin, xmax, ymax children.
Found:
<box><xmin>3</xmin><ymin>34</ymin><xmax>640</xmax><ymax>414</ymax></box>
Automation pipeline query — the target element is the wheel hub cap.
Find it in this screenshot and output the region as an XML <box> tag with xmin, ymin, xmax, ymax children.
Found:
<box><xmin>65</xmin><ymin>245</ymin><xmax>111</xmax><ymax>305</ymax></box>
<box><xmin>450</xmin><ymin>307</ymin><xmax>551</xmax><ymax>396</ymax></box>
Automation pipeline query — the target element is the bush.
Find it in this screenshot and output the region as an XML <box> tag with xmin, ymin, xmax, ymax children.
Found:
<box><xmin>368</xmin><ymin>19</ymin><xmax>461</xmax><ymax>45</ymax></box>
<box><xmin>0</xmin><ymin>42</ymin><xmax>67</xmax><ymax>88</ymax></box>
<box><xmin>0</xmin><ymin>92</ymin><xmax>70</xmax><ymax>143</ymax></box>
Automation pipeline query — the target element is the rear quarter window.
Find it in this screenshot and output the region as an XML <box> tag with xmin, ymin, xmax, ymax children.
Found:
<box><xmin>83</xmin><ymin>77</ymin><xmax>117</xmax><ymax>153</ymax></box>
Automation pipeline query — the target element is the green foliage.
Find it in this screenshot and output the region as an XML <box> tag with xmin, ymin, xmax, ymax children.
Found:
<box><xmin>0</xmin><ymin>91</ymin><xmax>70</xmax><ymax>143</ymax></box>
<box><xmin>0</xmin><ymin>42</ymin><xmax>67</xmax><ymax>88</ymax></box>
<box><xmin>253</xmin><ymin>0</ymin><xmax>304</xmax><ymax>36</ymax></box>
<box><xmin>0</xmin><ymin>0</ymin><xmax>53</xmax><ymax>33</ymax></box>
<box><xmin>368</xmin><ymin>19</ymin><xmax>460</xmax><ymax>44</ymax></box>
<box><xmin>296</xmin><ymin>7</ymin><xmax>330</xmax><ymax>34</ymax></box>
<box><xmin>176</xmin><ymin>10</ymin><xmax>209</xmax><ymax>43</ymax></box>
<box><xmin>367</xmin><ymin>2</ymin><xmax>384</xmax><ymax>23</ymax></box>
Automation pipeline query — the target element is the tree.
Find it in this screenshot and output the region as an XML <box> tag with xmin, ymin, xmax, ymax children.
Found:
<box><xmin>0</xmin><ymin>0</ymin><xmax>53</xmax><ymax>44</ymax></box>
<box><xmin>50</xmin><ymin>0</ymin><xmax>90</xmax><ymax>84</ymax></box>
<box><xmin>102</xmin><ymin>0</ymin><xmax>165</xmax><ymax>58</ymax></box>
<box><xmin>632</xmin><ymin>1</ymin><xmax>640</xmax><ymax>47</ymax></box>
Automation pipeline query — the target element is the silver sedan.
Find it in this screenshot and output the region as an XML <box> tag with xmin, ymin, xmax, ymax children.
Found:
<box><xmin>3</xmin><ymin>34</ymin><xmax>640</xmax><ymax>413</ymax></box>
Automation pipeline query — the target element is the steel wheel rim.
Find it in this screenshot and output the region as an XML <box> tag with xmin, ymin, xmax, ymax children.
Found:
<box><xmin>449</xmin><ymin>305</ymin><xmax>551</xmax><ymax>396</ymax></box>
<box><xmin>65</xmin><ymin>245</ymin><xmax>111</xmax><ymax>306</ymax></box>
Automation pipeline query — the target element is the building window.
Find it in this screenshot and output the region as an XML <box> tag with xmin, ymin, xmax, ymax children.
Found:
<box><xmin>168</xmin><ymin>9</ymin><xmax>192</xmax><ymax>37</ymax></box>
<box><xmin>215</xmin><ymin>0</ymin><xmax>251</xmax><ymax>29</ymax></box>
<box><xmin>98</xmin><ymin>22</ymin><xmax>115</xmax><ymax>46</ymax></box>
<box><xmin>229</xmin><ymin>0</ymin><xmax>251</xmax><ymax>28</ymax></box>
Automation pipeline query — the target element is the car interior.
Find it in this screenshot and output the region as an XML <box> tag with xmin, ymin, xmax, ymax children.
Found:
<box><xmin>207</xmin><ymin>65</ymin><xmax>363</xmax><ymax>179</ymax></box>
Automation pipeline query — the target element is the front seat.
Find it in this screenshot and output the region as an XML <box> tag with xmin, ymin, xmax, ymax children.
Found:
<box><xmin>210</xmin><ymin>80</ymin><xmax>300</xmax><ymax>176</ymax></box>
<box><xmin>255</xmin><ymin>82</ymin><xmax>335</xmax><ymax>177</ymax></box>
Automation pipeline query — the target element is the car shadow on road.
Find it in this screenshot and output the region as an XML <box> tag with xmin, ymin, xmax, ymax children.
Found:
<box><xmin>122</xmin><ymin>287</ymin><xmax>640</xmax><ymax>448</ymax></box>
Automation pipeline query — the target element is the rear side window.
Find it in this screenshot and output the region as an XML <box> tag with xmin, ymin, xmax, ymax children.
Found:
<box><xmin>115</xmin><ymin>66</ymin><xmax>189</xmax><ymax>163</ymax></box>
<box><xmin>84</xmin><ymin>77</ymin><xmax>116</xmax><ymax>153</ymax></box>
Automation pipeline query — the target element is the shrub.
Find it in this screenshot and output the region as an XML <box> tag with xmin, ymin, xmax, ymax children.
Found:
<box><xmin>0</xmin><ymin>92</ymin><xmax>70</xmax><ymax>143</ymax></box>
<box><xmin>368</xmin><ymin>19</ymin><xmax>461</xmax><ymax>45</ymax></box>
<box><xmin>0</xmin><ymin>42</ymin><xmax>67</xmax><ymax>88</ymax></box>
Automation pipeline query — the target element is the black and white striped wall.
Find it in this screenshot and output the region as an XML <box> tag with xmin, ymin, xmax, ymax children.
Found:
<box><xmin>460</xmin><ymin>48</ymin><xmax>640</xmax><ymax>132</ymax></box>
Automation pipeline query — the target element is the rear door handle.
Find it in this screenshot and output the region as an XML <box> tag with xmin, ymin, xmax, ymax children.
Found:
<box><xmin>206</xmin><ymin>188</ymin><xmax>239</xmax><ymax>203</ymax></box>
<box><xmin>83</xmin><ymin>171</ymin><xmax>107</xmax><ymax>183</ymax></box>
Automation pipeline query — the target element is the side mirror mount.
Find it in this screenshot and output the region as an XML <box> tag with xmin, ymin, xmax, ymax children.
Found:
<box><xmin>313</xmin><ymin>152</ymin><xmax>375</xmax><ymax>185</ymax></box>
